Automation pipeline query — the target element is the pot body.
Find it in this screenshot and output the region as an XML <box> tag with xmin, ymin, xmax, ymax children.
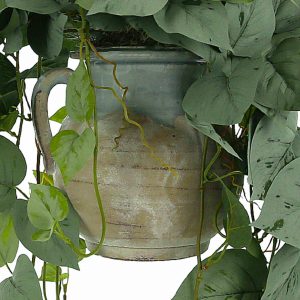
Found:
<box><xmin>38</xmin><ymin>49</ymin><xmax>225</xmax><ymax>261</ymax></box>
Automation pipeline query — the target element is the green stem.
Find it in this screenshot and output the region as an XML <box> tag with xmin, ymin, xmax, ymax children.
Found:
<box><xmin>194</xmin><ymin>136</ymin><xmax>209</xmax><ymax>300</ymax></box>
<box><xmin>56</xmin><ymin>266</ymin><xmax>60</xmax><ymax>300</ymax></box>
<box><xmin>63</xmin><ymin>268</ymin><xmax>69</xmax><ymax>300</ymax></box>
<box><xmin>16</xmin><ymin>52</ymin><xmax>24</xmax><ymax>148</ymax></box>
<box><xmin>269</xmin><ymin>238</ymin><xmax>278</xmax><ymax>270</ymax></box>
<box><xmin>15</xmin><ymin>186</ymin><xmax>29</xmax><ymax>199</ymax></box>
<box><xmin>31</xmin><ymin>255</ymin><xmax>36</xmax><ymax>267</ymax></box>
<box><xmin>5</xmin><ymin>262</ymin><xmax>12</xmax><ymax>274</ymax></box>
<box><xmin>42</xmin><ymin>262</ymin><xmax>48</xmax><ymax>300</ymax></box>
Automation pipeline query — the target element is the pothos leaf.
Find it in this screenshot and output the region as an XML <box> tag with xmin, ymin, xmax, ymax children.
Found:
<box><xmin>4</xmin><ymin>0</ymin><xmax>62</xmax><ymax>14</ymax></box>
<box><xmin>66</xmin><ymin>61</ymin><xmax>94</xmax><ymax>122</ymax></box>
<box><xmin>183</xmin><ymin>57</ymin><xmax>264</xmax><ymax>125</ymax></box>
<box><xmin>39</xmin><ymin>263</ymin><xmax>69</xmax><ymax>282</ymax></box>
<box><xmin>173</xmin><ymin>250</ymin><xmax>267</xmax><ymax>300</ymax></box>
<box><xmin>154</xmin><ymin>0</ymin><xmax>231</xmax><ymax>50</ymax></box>
<box><xmin>0</xmin><ymin>255</ymin><xmax>43</xmax><ymax>300</ymax></box>
<box><xmin>262</xmin><ymin>244</ymin><xmax>300</xmax><ymax>300</ymax></box>
<box><xmin>275</xmin><ymin>0</ymin><xmax>300</xmax><ymax>33</ymax></box>
<box><xmin>0</xmin><ymin>136</ymin><xmax>26</xmax><ymax>212</ymax></box>
<box><xmin>249</xmin><ymin>112</ymin><xmax>298</xmax><ymax>200</ymax></box>
<box><xmin>49</xmin><ymin>106</ymin><xmax>67</xmax><ymax>124</ymax></box>
<box><xmin>253</xmin><ymin>158</ymin><xmax>300</xmax><ymax>248</ymax></box>
<box><xmin>50</xmin><ymin>128</ymin><xmax>95</xmax><ymax>184</ymax></box>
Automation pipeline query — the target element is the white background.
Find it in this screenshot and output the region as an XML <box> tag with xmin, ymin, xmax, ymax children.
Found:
<box><xmin>0</xmin><ymin>47</ymin><xmax>267</xmax><ymax>300</ymax></box>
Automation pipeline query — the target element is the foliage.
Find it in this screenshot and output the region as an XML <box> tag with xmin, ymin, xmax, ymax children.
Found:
<box><xmin>0</xmin><ymin>0</ymin><xmax>300</xmax><ymax>299</ymax></box>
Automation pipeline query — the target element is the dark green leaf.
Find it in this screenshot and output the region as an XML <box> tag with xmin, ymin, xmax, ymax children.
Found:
<box><xmin>253</xmin><ymin>158</ymin><xmax>300</xmax><ymax>248</ymax></box>
<box><xmin>88</xmin><ymin>13</ymin><xmax>127</xmax><ymax>31</ymax></box>
<box><xmin>50</xmin><ymin>128</ymin><xmax>95</xmax><ymax>184</ymax></box>
<box><xmin>50</xmin><ymin>106</ymin><xmax>67</xmax><ymax>124</ymax></box>
<box><xmin>27</xmin><ymin>13</ymin><xmax>67</xmax><ymax>59</ymax></box>
<box><xmin>262</xmin><ymin>244</ymin><xmax>300</xmax><ymax>300</ymax></box>
<box><xmin>5</xmin><ymin>0</ymin><xmax>62</xmax><ymax>14</ymax></box>
<box><xmin>154</xmin><ymin>0</ymin><xmax>231</xmax><ymax>50</ymax></box>
<box><xmin>0</xmin><ymin>109</ymin><xmax>18</xmax><ymax>131</ymax></box>
<box><xmin>0</xmin><ymin>254</ymin><xmax>42</xmax><ymax>300</ymax></box>
<box><xmin>183</xmin><ymin>57</ymin><xmax>264</xmax><ymax>125</ymax></box>
<box><xmin>13</xmin><ymin>199</ymin><xmax>80</xmax><ymax>270</ymax></box>
<box><xmin>275</xmin><ymin>0</ymin><xmax>300</xmax><ymax>33</ymax></box>
<box><xmin>66</xmin><ymin>61</ymin><xmax>94</xmax><ymax>122</ymax></box>
<box><xmin>0</xmin><ymin>211</ymin><xmax>18</xmax><ymax>267</ymax></box>
<box><xmin>173</xmin><ymin>250</ymin><xmax>267</xmax><ymax>300</ymax></box>
<box><xmin>0</xmin><ymin>136</ymin><xmax>26</xmax><ymax>211</ymax></box>
<box><xmin>27</xmin><ymin>184</ymin><xmax>69</xmax><ymax>230</ymax></box>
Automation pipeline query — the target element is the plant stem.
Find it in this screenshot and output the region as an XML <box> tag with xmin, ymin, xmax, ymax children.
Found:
<box><xmin>56</xmin><ymin>266</ymin><xmax>60</xmax><ymax>300</ymax></box>
<box><xmin>16</xmin><ymin>51</ymin><xmax>24</xmax><ymax>148</ymax></box>
<box><xmin>63</xmin><ymin>268</ymin><xmax>69</xmax><ymax>300</ymax></box>
<box><xmin>31</xmin><ymin>255</ymin><xmax>36</xmax><ymax>266</ymax></box>
<box><xmin>269</xmin><ymin>238</ymin><xmax>278</xmax><ymax>270</ymax></box>
<box><xmin>15</xmin><ymin>186</ymin><xmax>29</xmax><ymax>199</ymax></box>
<box><xmin>194</xmin><ymin>136</ymin><xmax>209</xmax><ymax>300</ymax></box>
<box><xmin>42</xmin><ymin>262</ymin><xmax>48</xmax><ymax>300</ymax></box>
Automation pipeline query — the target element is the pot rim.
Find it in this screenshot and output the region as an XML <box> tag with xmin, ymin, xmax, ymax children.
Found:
<box><xmin>70</xmin><ymin>47</ymin><xmax>205</xmax><ymax>64</ymax></box>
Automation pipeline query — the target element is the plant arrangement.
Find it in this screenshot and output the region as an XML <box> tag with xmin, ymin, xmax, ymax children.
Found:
<box><xmin>0</xmin><ymin>0</ymin><xmax>300</xmax><ymax>299</ymax></box>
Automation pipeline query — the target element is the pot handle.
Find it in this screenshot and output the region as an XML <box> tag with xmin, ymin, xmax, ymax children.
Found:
<box><xmin>31</xmin><ymin>68</ymin><xmax>73</xmax><ymax>175</ymax></box>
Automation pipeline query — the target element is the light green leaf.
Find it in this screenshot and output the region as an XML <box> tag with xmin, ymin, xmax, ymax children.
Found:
<box><xmin>0</xmin><ymin>255</ymin><xmax>42</xmax><ymax>300</ymax></box>
<box><xmin>183</xmin><ymin>57</ymin><xmax>264</xmax><ymax>125</ymax></box>
<box><xmin>253</xmin><ymin>158</ymin><xmax>300</xmax><ymax>248</ymax></box>
<box><xmin>262</xmin><ymin>244</ymin><xmax>300</xmax><ymax>300</ymax></box>
<box><xmin>5</xmin><ymin>0</ymin><xmax>61</xmax><ymax>14</ymax></box>
<box><xmin>0</xmin><ymin>211</ymin><xmax>18</xmax><ymax>267</ymax></box>
<box><xmin>27</xmin><ymin>13</ymin><xmax>67</xmax><ymax>59</ymax></box>
<box><xmin>66</xmin><ymin>61</ymin><xmax>94</xmax><ymax>122</ymax></box>
<box><xmin>173</xmin><ymin>250</ymin><xmax>267</xmax><ymax>299</ymax></box>
<box><xmin>13</xmin><ymin>199</ymin><xmax>80</xmax><ymax>270</ymax></box>
<box><xmin>27</xmin><ymin>184</ymin><xmax>69</xmax><ymax>231</ymax></box>
<box><xmin>186</xmin><ymin>116</ymin><xmax>241</xmax><ymax>159</ymax></box>
<box><xmin>226</xmin><ymin>0</ymin><xmax>275</xmax><ymax>57</ymax></box>
<box><xmin>0</xmin><ymin>136</ymin><xmax>26</xmax><ymax>211</ymax></box>
<box><xmin>222</xmin><ymin>184</ymin><xmax>252</xmax><ymax>248</ymax></box>
<box><xmin>154</xmin><ymin>0</ymin><xmax>231</xmax><ymax>50</ymax></box>
<box><xmin>88</xmin><ymin>0</ymin><xmax>168</xmax><ymax>16</ymax></box>
<box><xmin>75</xmin><ymin>0</ymin><xmax>94</xmax><ymax>10</ymax></box>
<box><xmin>32</xmin><ymin>229</ymin><xmax>53</xmax><ymax>242</ymax></box>
<box><xmin>50</xmin><ymin>106</ymin><xmax>67</xmax><ymax>124</ymax></box>
<box><xmin>88</xmin><ymin>13</ymin><xmax>127</xmax><ymax>31</ymax></box>
<box><xmin>39</xmin><ymin>263</ymin><xmax>68</xmax><ymax>283</ymax></box>
<box><xmin>50</xmin><ymin>128</ymin><xmax>95</xmax><ymax>184</ymax></box>
<box><xmin>249</xmin><ymin>112</ymin><xmax>298</xmax><ymax>200</ymax></box>
<box><xmin>275</xmin><ymin>0</ymin><xmax>300</xmax><ymax>33</ymax></box>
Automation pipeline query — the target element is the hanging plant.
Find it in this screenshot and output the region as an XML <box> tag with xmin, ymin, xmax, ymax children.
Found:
<box><xmin>0</xmin><ymin>0</ymin><xmax>300</xmax><ymax>299</ymax></box>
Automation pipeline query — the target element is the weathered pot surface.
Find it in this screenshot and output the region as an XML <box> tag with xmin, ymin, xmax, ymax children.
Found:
<box><xmin>32</xmin><ymin>48</ymin><xmax>226</xmax><ymax>261</ymax></box>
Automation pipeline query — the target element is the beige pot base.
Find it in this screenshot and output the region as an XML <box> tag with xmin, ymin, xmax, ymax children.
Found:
<box><xmin>86</xmin><ymin>241</ymin><xmax>209</xmax><ymax>261</ymax></box>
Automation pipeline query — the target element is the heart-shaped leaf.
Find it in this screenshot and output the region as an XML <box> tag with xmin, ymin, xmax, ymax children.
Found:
<box><xmin>50</xmin><ymin>128</ymin><xmax>95</xmax><ymax>184</ymax></box>
<box><xmin>0</xmin><ymin>136</ymin><xmax>26</xmax><ymax>212</ymax></box>
<box><xmin>27</xmin><ymin>184</ymin><xmax>69</xmax><ymax>231</ymax></box>
<box><xmin>0</xmin><ymin>254</ymin><xmax>42</xmax><ymax>300</ymax></box>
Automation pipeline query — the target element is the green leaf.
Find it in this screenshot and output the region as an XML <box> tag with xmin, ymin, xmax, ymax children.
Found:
<box><xmin>75</xmin><ymin>0</ymin><xmax>94</xmax><ymax>10</ymax></box>
<box><xmin>0</xmin><ymin>211</ymin><xmax>18</xmax><ymax>267</ymax></box>
<box><xmin>88</xmin><ymin>0</ymin><xmax>168</xmax><ymax>16</ymax></box>
<box><xmin>50</xmin><ymin>106</ymin><xmax>67</xmax><ymax>124</ymax></box>
<box><xmin>249</xmin><ymin>112</ymin><xmax>298</xmax><ymax>200</ymax></box>
<box><xmin>27</xmin><ymin>13</ymin><xmax>67</xmax><ymax>59</ymax></box>
<box><xmin>5</xmin><ymin>0</ymin><xmax>62</xmax><ymax>14</ymax></box>
<box><xmin>253</xmin><ymin>158</ymin><xmax>300</xmax><ymax>248</ymax></box>
<box><xmin>183</xmin><ymin>57</ymin><xmax>264</xmax><ymax>125</ymax></box>
<box><xmin>173</xmin><ymin>250</ymin><xmax>267</xmax><ymax>300</ymax></box>
<box><xmin>0</xmin><ymin>136</ymin><xmax>26</xmax><ymax>211</ymax></box>
<box><xmin>13</xmin><ymin>199</ymin><xmax>80</xmax><ymax>270</ymax></box>
<box><xmin>39</xmin><ymin>263</ymin><xmax>69</xmax><ymax>283</ymax></box>
<box><xmin>27</xmin><ymin>184</ymin><xmax>69</xmax><ymax>231</ymax></box>
<box><xmin>88</xmin><ymin>13</ymin><xmax>127</xmax><ymax>31</ymax></box>
<box><xmin>262</xmin><ymin>244</ymin><xmax>300</xmax><ymax>300</ymax></box>
<box><xmin>275</xmin><ymin>0</ymin><xmax>300</xmax><ymax>33</ymax></box>
<box><xmin>0</xmin><ymin>109</ymin><xmax>18</xmax><ymax>131</ymax></box>
<box><xmin>50</xmin><ymin>128</ymin><xmax>95</xmax><ymax>184</ymax></box>
<box><xmin>0</xmin><ymin>254</ymin><xmax>42</xmax><ymax>300</ymax></box>
<box><xmin>154</xmin><ymin>0</ymin><xmax>231</xmax><ymax>50</ymax></box>
<box><xmin>66</xmin><ymin>61</ymin><xmax>94</xmax><ymax>122</ymax></box>
<box><xmin>226</xmin><ymin>0</ymin><xmax>275</xmax><ymax>57</ymax></box>
<box><xmin>222</xmin><ymin>184</ymin><xmax>252</xmax><ymax>248</ymax></box>
<box><xmin>32</xmin><ymin>229</ymin><xmax>53</xmax><ymax>242</ymax></box>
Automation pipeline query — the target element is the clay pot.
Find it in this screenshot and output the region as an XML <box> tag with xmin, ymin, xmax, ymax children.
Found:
<box><xmin>32</xmin><ymin>49</ymin><xmax>226</xmax><ymax>261</ymax></box>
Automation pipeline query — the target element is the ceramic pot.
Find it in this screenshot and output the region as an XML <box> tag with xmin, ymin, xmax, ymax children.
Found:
<box><xmin>32</xmin><ymin>48</ymin><xmax>224</xmax><ymax>261</ymax></box>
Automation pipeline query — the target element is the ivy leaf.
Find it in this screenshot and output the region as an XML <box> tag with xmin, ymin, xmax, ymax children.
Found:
<box><xmin>249</xmin><ymin>112</ymin><xmax>298</xmax><ymax>200</ymax></box>
<box><xmin>173</xmin><ymin>250</ymin><xmax>267</xmax><ymax>299</ymax></box>
<box><xmin>0</xmin><ymin>211</ymin><xmax>18</xmax><ymax>267</ymax></box>
<box><xmin>49</xmin><ymin>106</ymin><xmax>67</xmax><ymax>124</ymax></box>
<box><xmin>0</xmin><ymin>254</ymin><xmax>42</xmax><ymax>300</ymax></box>
<box><xmin>50</xmin><ymin>129</ymin><xmax>95</xmax><ymax>184</ymax></box>
<box><xmin>88</xmin><ymin>13</ymin><xmax>127</xmax><ymax>32</ymax></box>
<box><xmin>0</xmin><ymin>109</ymin><xmax>18</xmax><ymax>131</ymax></box>
<box><xmin>226</xmin><ymin>0</ymin><xmax>275</xmax><ymax>57</ymax></box>
<box><xmin>154</xmin><ymin>0</ymin><xmax>231</xmax><ymax>50</ymax></box>
<box><xmin>262</xmin><ymin>244</ymin><xmax>300</xmax><ymax>300</ymax></box>
<box><xmin>32</xmin><ymin>229</ymin><xmax>53</xmax><ymax>242</ymax></box>
<box><xmin>27</xmin><ymin>12</ymin><xmax>67</xmax><ymax>59</ymax></box>
<box><xmin>75</xmin><ymin>0</ymin><xmax>94</xmax><ymax>10</ymax></box>
<box><xmin>13</xmin><ymin>199</ymin><xmax>80</xmax><ymax>270</ymax></box>
<box><xmin>88</xmin><ymin>0</ymin><xmax>168</xmax><ymax>16</ymax></box>
<box><xmin>222</xmin><ymin>184</ymin><xmax>252</xmax><ymax>248</ymax></box>
<box><xmin>0</xmin><ymin>136</ymin><xmax>26</xmax><ymax>212</ymax></box>
<box><xmin>66</xmin><ymin>61</ymin><xmax>94</xmax><ymax>122</ymax></box>
<box><xmin>27</xmin><ymin>184</ymin><xmax>69</xmax><ymax>231</ymax></box>
<box><xmin>183</xmin><ymin>57</ymin><xmax>264</xmax><ymax>125</ymax></box>
<box><xmin>253</xmin><ymin>158</ymin><xmax>300</xmax><ymax>248</ymax></box>
<box><xmin>275</xmin><ymin>0</ymin><xmax>300</xmax><ymax>33</ymax></box>
<box><xmin>39</xmin><ymin>263</ymin><xmax>69</xmax><ymax>283</ymax></box>
<box><xmin>4</xmin><ymin>0</ymin><xmax>62</xmax><ymax>14</ymax></box>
